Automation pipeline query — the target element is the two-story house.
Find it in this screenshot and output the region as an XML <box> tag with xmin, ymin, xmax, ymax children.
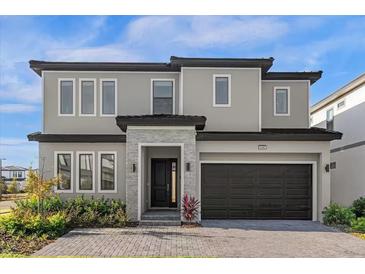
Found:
<box><xmin>0</xmin><ymin>165</ymin><xmax>28</xmax><ymax>190</ymax></box>
<box><xmin>28</xmin><ymin>56</ymin><xmax>341</xmax><ymax>223</ymax></box>
<box><xmin>311</xmin><ymin>73</ymin><xmax>365</xmax><ymax>207</ymax></box>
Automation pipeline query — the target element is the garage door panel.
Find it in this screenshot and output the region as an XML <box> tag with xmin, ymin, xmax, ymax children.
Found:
<box><xmin>201</xmin><ymin>163</ymin><xmax>312</xmax><ymax>220</ymax></box>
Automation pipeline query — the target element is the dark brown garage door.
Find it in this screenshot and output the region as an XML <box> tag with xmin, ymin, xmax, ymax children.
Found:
<box><xmin>201</xmin><ymin>163</ymin><xmax>312</xmax><ymax>220</ymax></box>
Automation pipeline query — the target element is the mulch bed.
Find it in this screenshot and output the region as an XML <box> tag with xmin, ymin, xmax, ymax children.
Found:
<box><xmin>0</xmin><ymin>230</ymin><xmax>53</xmax><ymax>256</ymax></box>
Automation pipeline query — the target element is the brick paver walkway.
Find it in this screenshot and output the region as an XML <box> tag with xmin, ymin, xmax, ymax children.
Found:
<box><xmin>33</xmin><ymin>220</ymin><xmax>365</xmax><ymax>257</ymax></box>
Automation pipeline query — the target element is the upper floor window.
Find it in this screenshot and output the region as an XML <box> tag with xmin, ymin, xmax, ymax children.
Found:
<box><xmin>337</xmin><ymin>100</ymin><xmax>345</xmax><ymax>109</ymax></box>
<box><xmin>152</xmin><ymin>80</ymin><xmax>174</xmax><ymax>114</ymax></box>
<box><xmin>55</xmin><ymin>152</ymin><xmax>73</xmax><ymax>193</ymax></box>
<box><xmin>79</xmin><ymin>79</ymin><xmax>96</xmax><ymax>116</ymax></box>
<box><xmin>326</xmin><ymin>108</ymin><xmax>334</xmax><ymax>131</ymax></box>
<box><xmin>58</xmin><ymin>79</ymin><xmax>75</xmax><ymax>116</ymax></box>
<box><xmin>213</xmin><ymin>75</ymin><xmax>231</xmax><ymax>107</ymax></box>
<box><xmin>100</xmin><ymin>79</ymin><xmax>117</xmax><ymax>116</ymax></box>
<box><xmin>274</xmin><ymin>87</ymin><xmax>290</xmax><ymax>116</ymax></box>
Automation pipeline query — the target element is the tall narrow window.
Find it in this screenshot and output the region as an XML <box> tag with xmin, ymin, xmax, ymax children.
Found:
<box><xmin>78</xmin><ymin>152</ymin><xmax>94</xmax><ymax>192</ymax></box>
<box><xmin>101</xmin><ymin>80</ymin><xmax>116</xmax><ymax>116</ymax></box>
<box><xmin>59</xmin><ymin>80</ymin><xmax>74</xmax><ymax>115</ymax></box>
<box><xmin>326</xmin><ymin>108</ymin><xmax>334</xmax><ymax>131</ymax></box>
<box><xmin>274</xmin><ymin>87</ymin><xmax>290</xmax><ymax>115</ymax></box>
<box><xmin>80</xmin><ymin>80</ymin><xmax>95</xmax><ymax>115</ymax></box>
<box><xmin>214</xmin><ymin>75</ymin><xmax>230</xmax><ymax>106</ymax></box>
<box><xmin>99</xmin><ymin>153</ymin><xmax>116</xmax><ymax>192</ymax></box>
<box><xmin>56</xmin><ymin>153</ymin><xmax>72</xmax><ymax>191</ymax></box>
<box><xmin>152</xmin><ymin>80</ymin><xmax>174</xmax><ymax>114</ymax></box>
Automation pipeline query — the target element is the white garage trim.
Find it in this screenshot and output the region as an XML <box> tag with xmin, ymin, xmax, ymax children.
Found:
<box><xmin>199</xmin><ymin>160</ymin><xmax>317</xmax><ymax>221</ymax></box>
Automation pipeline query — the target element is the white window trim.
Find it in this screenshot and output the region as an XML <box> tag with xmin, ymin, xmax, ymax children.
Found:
<box><xmin>79</xmin><ymin>78</ymin><xmax>97</xmax><ymax>117</ymax></box>
<box><xmin>58</xmin><ymin>78</ymin><xmax>75</xmax><ymax>116</ymax></box>
<box><xmin>213</xmin><ymin>74</ymin><xmax>231</xmax><ymax>107</ymax></box>
<box><xmin>76</xmin><ymin>151</ymin><xmax>95</xmax><ymax>194</ymax></box>
<box><xmin>273</xmin><ymin>86</ymin><xmax>290</xmax><ymax>116</ymax></box>
<box><xmin>150</xmin><ymin>79</ymin><xmax>176</xmax><ymax>115</ymax></box>
<box><xmin>54</xmin><ymin>151</ymin><xmax>73</xmax><ymax>194</ymax></box>
<box><xmin>98</xmin><ymin>151</ymin><xmax>118</xmax><ymax>194</ymax></box>
<box><xmin>100</xmin><ymin>78</ymin><xmax>118</xmax><ymax>117</ymax></box>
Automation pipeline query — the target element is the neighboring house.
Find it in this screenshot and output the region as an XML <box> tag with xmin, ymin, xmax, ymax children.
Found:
<box><xmin>27</xmin><ymin>56</ymin><xmax>341</xmax><ymax>223</ymax></box>
<box><xmin>311</xmin><ymin>73</ymin><xmax>365</xmax><ymax>207</ymax></box>
<box><xmin>0</xmin><ymin>165</ymin><xmax>28</xmax><ymax>190</ymax></box>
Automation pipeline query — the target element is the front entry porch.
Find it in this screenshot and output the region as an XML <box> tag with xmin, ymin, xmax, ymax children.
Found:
<box><xmin>139</xmin><ymin>146</ymin><xmax>182</xmax><ymax>218</ymax></box>
<box><xmin>125</xmin><ymin>125</ymin><xmax>199</xmax><ymax>222</ymax></box>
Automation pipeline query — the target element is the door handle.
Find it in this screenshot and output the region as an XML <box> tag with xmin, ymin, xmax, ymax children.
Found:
<box><xmin>167</xmin><ymin>184</ymin><xmax>170</xmax><ymax>192</ymax></box>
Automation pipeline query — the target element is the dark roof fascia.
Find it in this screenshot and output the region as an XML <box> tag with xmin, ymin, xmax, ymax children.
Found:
<box><xmin>27</xmin><ymin>132</ymin><xmax>126</xmax><ymax>143</ymax></box>
<box><xmin>170</xmin><ymin>56</ymin><xmax>274</xmax><ymax>72</ymax></box>
<box><xmin>116</xmin><ymin>115</ymin><xmax>207</xmax><ymax>132</ymax></box>
<box><xmin>196</xmin><ymin>128</ymin><xmax>342</xmax><ymax>141</ymax></box>
<box><xmin>263</xmin><ymin>71</ymin><xmax>323</xmax><ymax>85</ymax></box>
<box><xmin>29</xmin><ymin>60</ymin><xmax>179</xmax><ymax>76</ymax></box>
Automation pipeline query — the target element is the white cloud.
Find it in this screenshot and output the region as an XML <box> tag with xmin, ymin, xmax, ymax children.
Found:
<box><xmin>0</xmin><ymin>104</ymin><xmax>39</xmax><ymax>113</ymax></box>
<box><xmin>46</xmin><ymin>46</ymin><xmax>142</xmax><ymax>62</ymax></box>
<box><xmin>0</xmin><ymin>137</ymin><xmax>29</xmax><ymax>145</ymax></box>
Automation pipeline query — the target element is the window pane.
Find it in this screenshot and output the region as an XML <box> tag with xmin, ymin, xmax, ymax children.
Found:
<box><xmin>276</xmin><ymin>89</ymin><xmax>288</xmax><ymax>114</ymax></box>
<box><xmin>215</xmin><ymin>77</ymin><xmax>229</xmax><ymax>105</ymax></box>
<box><xmin>60</xmin><ymin>81</ymin><xmax>73</xmax><ymax>114</ymax></box>
<box><xmin>153</xmin><ymin>81</ymin><xmax>173</xmax><ymax>98</ymax></box>
<box><xmin>153</xmin><ymin>98</ymin><xmax>173</xmax><ymax>114</ymax></box>
<box><xmin>101</xmin><ymin>154</ymin><xmax>115</xmax><ymax>191</ymax></box>
<box><xmin>326</xmin><ymin>108</ymin><xmax>334</xmax><ymax>130</ymax></box>
<box><xmin>57</xmin><ymin>154</ymin><xmax>71</xmax><ymax>190</ymax></box>
<box><xmin>102</xmin><ymin>81</ymin><xmax>115</xmax><ymax>115</ymax></box>
<box><xmin>79</xmin><ymin>154</ymin><xmax>93</xmax><ymax>191</ymax></box>
<box><xmin>326</xmin><ymin>109</ymin><xmax>334</xmax><ymax>121</ymax></box>
<box><xmin>153</xmin><ymin>81</ymin><xmax>173</xmax><ymax>114</ymax></box>
<box><xmin>81</xmin><ymin>81</ymin><xmax>94</xmax><ymax>114</ymax></box>
<box><xmin>337</xmin><ymin>101</ymin><xmax>345</xmax><ymax>109</ymax></box>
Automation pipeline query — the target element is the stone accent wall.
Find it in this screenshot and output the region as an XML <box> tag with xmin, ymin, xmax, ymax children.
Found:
<box><xmin>126</xmin><ymin>127</ymin><xmax>197</xmax><ymax>221</ymax></box>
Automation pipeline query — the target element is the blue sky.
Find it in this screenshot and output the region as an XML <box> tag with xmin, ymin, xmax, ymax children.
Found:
<box><xmin>1</xmin><ymin>16</ymin><xmax>365</xmax><ymax>168</ymax></box>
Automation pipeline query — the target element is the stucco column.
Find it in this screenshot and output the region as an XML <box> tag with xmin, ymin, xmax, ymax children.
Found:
<box><xmin>125</xmin><ymin>135</ymin><xmax>139</xmax><ymax>221</ymax></box>
<box><xmin>125</xmin><ymin>127</ymin><xmax>197</xmax><ymax>222</ymax></box>
<box><xmin>318</xmin><ymin>149</ymin><xmax>331</xmax><ymax>221</ymax></box>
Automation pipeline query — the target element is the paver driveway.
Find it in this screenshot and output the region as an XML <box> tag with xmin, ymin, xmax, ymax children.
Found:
<box><xmin>33</xmin><ymin>220</ymin><xmax>365</xmax><ymax>257</ymax></box>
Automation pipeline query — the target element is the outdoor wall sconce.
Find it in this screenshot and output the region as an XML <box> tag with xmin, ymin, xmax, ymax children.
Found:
<box><xmin>185</xmin><ymin>162</ymin><xmax>191</xmax><ymax>172</ymax></box>
<box><xmin>325</xmin><ymin>164</ymin><xmax>330</xmax><ymax>173</ymax></box>
<box><xmin>132</xmin><ymin>163</ymin><xmax>136</xmax><ymax>173</ymax></box>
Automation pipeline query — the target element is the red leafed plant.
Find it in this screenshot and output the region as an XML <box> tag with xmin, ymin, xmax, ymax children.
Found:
<box><xmin>182</xmin><ymin>193</ymin><xmax>200</xmax><ymax>223</ymax></box>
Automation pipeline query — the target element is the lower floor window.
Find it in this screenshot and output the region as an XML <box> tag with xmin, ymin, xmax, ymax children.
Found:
<box><xmin>78</xmin><ymin>153</ymin><xmax>94</xmax><ymax>191</ymax></box>
<box><xmin>56</xmin><ymin>153</ymin><xmax>72</xmax><ymax>191</ymax></box>
<box><xmin>100</xmin><ymin>153</ymin><xmax>116</xmax><ymax>191</ymax></box>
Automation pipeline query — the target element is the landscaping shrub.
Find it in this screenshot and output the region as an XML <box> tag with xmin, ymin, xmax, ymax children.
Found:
<box><xmin>15</xmin><ymin>196</ymin><xmax>63</xmax><ymax>214</ymax></box>
<box><xmin>0</xmin><ymin>211</ymin><xmax>67</xmax><ymax>238</ymax></box>
<box><xmin>351</xmin><ymin>217</ymin><xmax>365</xmax><ymax>232</ymax></box>
<box><xmin>8</xmin><ymin>178</ymin><xmax>18</xmax><ymax>194</ymax></box>
<box><xmin>322</xmin><ymin>203</ymin><xmax>356</xmax><ymax>226</ymax></box>
<box><xmin>352</xmin><ymin>197</ymin><xmax>365</xmax><ymax>218</ymax></box>
<box><xmin>63</xmin><ymin>196</ymin><xmax>127</xmax><ymax>227</ymax></box>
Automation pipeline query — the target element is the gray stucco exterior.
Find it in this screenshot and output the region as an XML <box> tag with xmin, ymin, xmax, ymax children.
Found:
<box><xmin>29</xmin><ymin>56</ymin><xmax>334</xmax><ymax>222</ymax></box>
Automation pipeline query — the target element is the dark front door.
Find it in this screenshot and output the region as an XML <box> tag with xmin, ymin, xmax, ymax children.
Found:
<box><xmin>151</xmin><ymin>159</ymin><xmax>177</xmax><ymax>208</ymax></box>
<box><xmin>201</xmin><ymin>163</ymin><xmax>312</xmax><ymax>220</ymax></box>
